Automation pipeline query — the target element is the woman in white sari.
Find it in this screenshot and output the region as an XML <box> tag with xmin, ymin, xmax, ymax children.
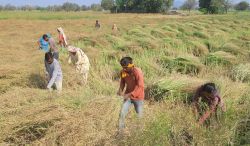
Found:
<box><xmin>68</xmin><ymin>46</ymin><xmax>90</xmax><ymax>84</ymax></box>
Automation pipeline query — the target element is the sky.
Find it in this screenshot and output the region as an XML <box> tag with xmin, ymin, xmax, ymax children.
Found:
<box><xmin>0</xmin><ymin>0</ymin><xmax>249</xmax><ymax>7</ymax></box>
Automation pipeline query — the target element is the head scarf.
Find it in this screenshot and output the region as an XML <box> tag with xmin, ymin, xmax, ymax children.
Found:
<box><xmin>57</xmin><ymin>27</ymin><xmax>68</xmax><ymax>46</ymax></box>
<box><xmin>67</xmin><ymin>46</ymin><xmax>79</xmax><ymax>53</ymax></box>
<box><xmin>121</xmin><ymin>63</ymin><xmax>134</xmax><ymax>78</ymax></box>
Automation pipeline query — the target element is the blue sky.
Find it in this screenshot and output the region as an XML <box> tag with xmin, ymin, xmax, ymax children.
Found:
<box><xmin>0</xmin><ymin>0</ymin><xmax>249</xmax><ymax>7</ymax></box>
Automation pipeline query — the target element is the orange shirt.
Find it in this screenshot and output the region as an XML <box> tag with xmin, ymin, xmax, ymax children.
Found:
<box><xmin>120</xmin><ymin>67</ymin><xmax>144</xmax><ymax>100</ymax></box>
<box><xmin>59</xmin><ymin>34</ymin><xmax>64</xmax><ymax>43</ymax></box>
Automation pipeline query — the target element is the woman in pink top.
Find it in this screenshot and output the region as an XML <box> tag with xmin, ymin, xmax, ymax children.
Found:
<box><xmin>57</xmin><ymin>27</ymin><xmax>68</xmax><ymax>47</ymax></box>
<box><xmin>192</xmin><ymin>83</ymin><xmax>226</xmax><ymax>125</ymax></box>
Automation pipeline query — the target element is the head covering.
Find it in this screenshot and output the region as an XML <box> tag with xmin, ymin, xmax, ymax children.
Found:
<box><xmin>67</xmin><ymin>46</ymin><xmax>79</xmax><ymax>52</ymax></box>
<box><xmin>68</xmin><ymin>46</ymin><xmax>87</xmax><ymax>58</ymax></box>
<box><xmin>57</xmin><ymin>27</ymin><xmax>68</xmax><ymax>45</ymax></box>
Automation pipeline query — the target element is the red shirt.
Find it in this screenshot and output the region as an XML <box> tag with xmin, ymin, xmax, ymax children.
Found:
<box><xmin>120</xmin><ymin>67</ymin><xmax>144</xmax><ymax>100</ymax></box>
<box><xmin>59</xmin><ymin>34</ymin><xmax>64</xmax><ymax>43</ymax></box>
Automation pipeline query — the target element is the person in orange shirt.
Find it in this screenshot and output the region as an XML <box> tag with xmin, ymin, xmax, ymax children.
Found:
<box><xmin>117</xmin><ymin>57</ymin><xmax>145</xmax><ymax>130</ymax></box>
<box><xmin>57</xmin><ymin>27</ymin><xmax>68</xmax><ymax>48</ymax></box>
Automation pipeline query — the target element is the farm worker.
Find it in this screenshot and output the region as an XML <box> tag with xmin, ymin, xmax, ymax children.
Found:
<box><xmin>112</xmin><ymin>23</ymin><xmax>118</xmax><ymax>31</ymax></box>
<box><xmin>57</xmin><ymin>27</ymin><xmax>68</xmax><ymax>48</ymax></box>
<box><xmin>44</xmin><ymin>52</ymin><xmax>63</xmax><ymax>92</ymax></box>
<box><xmin>112</xmin><ymin>23</ymin><xmax>118</xmax><ymax>35</ymax></box>
<box><xmin>192</xmin><ymin>83</ymin><xmax>226</xmax><ymax>125</ymax></box>
<box><xmin>68</xmin><ymin>46</ymin><xmax>90</xmax><ymax>84</ymax></box>
<box><xmin>38</xmin><ymin>34</ymin><xmax>59</xmax><ymax>60</ymax></box>
<box><xmin>95</xmin><ymin>20</ymin><xmax>101</xmax><ymax>29</ymax></box>
<box><xmin>38</xmin><ymin>34</ymin><xmax>50</xmax><ymax>53</ymax></box>
<box><xmin>117</xmin><ymin>57</ymin><xmax>145</xmax><ymax>130</ymax></box>
<box><xmin>38</xmin><ymin>34</ymin><xmax>55</xmax><ymax>80</ymax></box>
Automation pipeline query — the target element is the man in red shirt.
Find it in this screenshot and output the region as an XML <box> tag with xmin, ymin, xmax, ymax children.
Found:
<box><xmin>192</xmin><ymin>83</ymin><xmax>226</xmax><ymax>125</ymax></box>
<box><xmin>117</xmin><ymin>57</ymin><xmax>145</xmax><ymax>130</ymax></box>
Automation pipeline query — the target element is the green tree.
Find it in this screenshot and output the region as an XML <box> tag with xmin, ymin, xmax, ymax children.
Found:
<box><xmin>210</xmin><ymin>0</ymin><xmax>225</xmax><ymax>14</ymax></box>
<box><xmin>91</xmin><ymin>4</ymin><xmax>103</xmax><ymax>11</ymax></box>
<box><xmin>4</xmin><ymin>4</ymin><xmax>16</xmax><ymax>10</ymax></box>
<box><xmin>181</xmin><ymin>0</ymin><xmax>197</xmax><ymax>12</ymax></box>
<box><xmin>199</xmin><ymin>0</ymin><xmax>211</xmax><ymax>13</ymax></box>
<box><xmin>162</xmin><ymin>0</ymin><xmax>174</xmax><ymax>12</ymax></box>
<box><xmin>199</xmin><ymin>0</ymin><xmax>226</xmax><ymax>14</ymax></box>
<box><xmin>113</xmin><ymin>0</ymin><xmax>173</xmax><ymax>13</ymax></box>
<box><xmin>223</xmin><ymin>0</ymin><xmax>232</xmax><ymax>13</ymax></box>
<box><xmin>144</xmin><ymin>0</ymin><xmax>164</xmax><ymax>13</ymax></box>
<box><xmin>81</xmin><ymin>5</ymin><xmax>89</xmax><ymax>11</ymax></box>
<box><xmin>101</xmin><ymin>0</ymin><xmax>115</xmax><ymax>10</ymax></box>
<box><xmin>235</xmin><ymin>1</ymin><xmax>249</xmax><ymax>10</ymax></box>
<box><xmin>62</xmin><ymin>2</ymin><xmax>80</xmax><ymax>11</ymax></box>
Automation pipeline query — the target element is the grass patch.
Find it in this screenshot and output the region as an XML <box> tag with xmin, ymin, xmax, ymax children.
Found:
<box><xmin>4</xmin><ymin>120</ymin><xmax>56</xmax><ymax>145</ymax></box>
<box><xmin>146</xmin><ymin>76</ymin><xmax>204</xmax><ymax>102</ymax></box>
<box><xmin>151</xmin><ymin>29</ymin><xmax>167</xmax><ymax>38</ymax></box>
<box><xmin>193</xmin><ymin>31</ymin><xmax>209</xmax><ymax>39</ymax></box>
<box><xmin>220</xmin><ymin>43</ymin><xmax>248</xmax><ymax>56</ymax></box>
<box><xmin>231</xmin><ymin>63</ymin><xmax>250</xmax><ymax>82</ymax></box>
<box><xmin>190</xmin><ymin>41</ymin><xmax>209</xmax><ymax>57</ymax></box>
<box><xmin>159</xmin><ymin>56</ymin><xmax>204</xmax><ymax>75</ymax></box>
<box><xmin>204</xmin><ymin>51</ymin><xmax>237</xmax><ymax>66</ymax></box>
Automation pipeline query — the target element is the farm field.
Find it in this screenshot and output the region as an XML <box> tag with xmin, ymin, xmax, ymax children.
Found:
<box><xmin>0</xmin><ymin>11</ymin><xmax>250</xmax><ymax>145</ymax></box>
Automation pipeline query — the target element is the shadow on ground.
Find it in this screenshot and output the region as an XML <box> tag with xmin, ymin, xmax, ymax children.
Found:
<box><xmin>28</xmin><ymin>73</ymin><xmax>47</xmax><ymax>89</ymax></box>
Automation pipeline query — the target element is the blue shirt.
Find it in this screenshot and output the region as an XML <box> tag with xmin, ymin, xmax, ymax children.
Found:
<box><xmin>39</xmin><ymin>37</ymin><xmax>49</xmax><ymax>52</ymax></box>
<box><xmin>46</xmin><ymin>59</ymin><xmax>63</xmax><ymax>88</ymax></box>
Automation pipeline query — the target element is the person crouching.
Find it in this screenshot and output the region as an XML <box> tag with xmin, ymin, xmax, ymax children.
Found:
<box><xmin>45</xmin><ymin>52</ymin><xmax>63</xmax><ymax>92</ymax></box>
<box><xmin>68</xmin><ymin>46</ymin><xmax>90</xmax><ymax>85</ymax></box>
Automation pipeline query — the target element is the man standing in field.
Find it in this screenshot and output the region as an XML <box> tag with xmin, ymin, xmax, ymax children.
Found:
<box><xmin>45</xmin><ymin>52</ymin><xmax>63</xmax><ymax>92</ymax></box>
<box><xmin>192</xmin><ymin>83</ymin><xmax>226</xmax><ymax>125</ymax></box>
<box><xmin>117</xmin><ymin>57</ymin><xmax>145</xmax><ymax>130</ymax></box>
<box><xmin>68</xmin><ymin>46</ymin><xmax>90</xmax><ymax>85</ymax></box>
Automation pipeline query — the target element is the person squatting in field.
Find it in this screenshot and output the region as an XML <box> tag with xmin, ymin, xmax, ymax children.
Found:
<box><xmin>45</xmin><ymin>52</ymin><xmax>63</xmax><ymax>92</ymax></box>
<box><xmin>192</xmin><ymin>83</ymin><xmax>226</xmax><ymax>125</ymax></box>
<box><xmin>117</xmin><ymin>57</ymin><xmax>145</xmax><ymax>130</ymax></box>
<box><xmin>57</xmin><ymin>27</ymin><xmax>68</xmax><ymax>48</ymax></box>
<box><xmin>68</xmin><ymin>46</ymin><xmax>90</xmax><ymax>85</ymax></box>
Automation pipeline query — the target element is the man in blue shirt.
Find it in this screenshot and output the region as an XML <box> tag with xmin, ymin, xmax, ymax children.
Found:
<box><xmin>45</xmin><ymin>52</ymin><xmax>63</xmax><ymax>91</ymax></box>
<box><xmin>38</xmin><ymin>34</ymin><xmax>50</xmax><ymax>53</ymax></box>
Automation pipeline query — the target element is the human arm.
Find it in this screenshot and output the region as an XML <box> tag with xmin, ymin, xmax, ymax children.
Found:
<box><xmin>37</xmin><ymin>39</ymin><xmax>42</xmax><ymax>49</ymax></box>
<box><xmin>198</xmin><ymin>98</ymin><xmax>219</xmax><ymax>125</ymax></box>
<box><xmin>68</xmin><ymin>55</ymin><xmax>72</xmax><ymax>64</ymax></box>
<box><xmin>117</xmin><ymin>76</ymin><xmax>125</xmax><ymax>96</ymax></box>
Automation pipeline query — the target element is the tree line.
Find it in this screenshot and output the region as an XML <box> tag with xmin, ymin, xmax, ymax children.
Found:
<box><xmin>0</xmin><ymin>0</ymin><xmax>249</xmax><ymax>14</ymax></box>
<box><xmin>0</xmin><ymin>3</ymin><xmax>102</xmax><ymax>12</ymax></box>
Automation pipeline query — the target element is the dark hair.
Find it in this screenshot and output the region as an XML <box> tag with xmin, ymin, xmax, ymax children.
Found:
<box><xmin>45</xmin><ymin>52</ymin><xmax>53</xmax><ymax>62</ymax></box>
<box><xmin>120</xmin><ymin>57</ymin><xmax>133</xmax><ymax>67</ymax></box>
<box><xmin>202</xmin><ymin>82</ymin><xmax>216</xmax><ymax>94</ymax></box>
<box><xmin>42</xmin><ymin>34</ymin><xmax>48</xmax><ymax>40</ymax></box>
